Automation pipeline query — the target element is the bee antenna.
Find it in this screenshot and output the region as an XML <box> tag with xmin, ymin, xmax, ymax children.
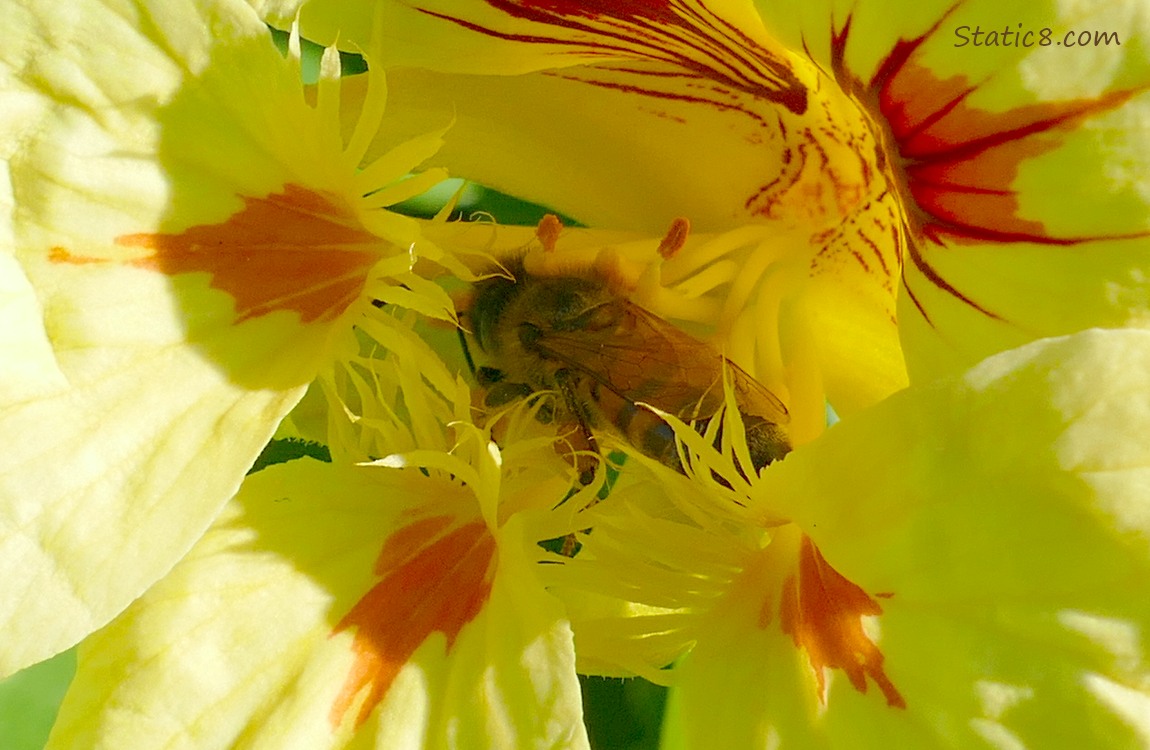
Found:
<box><xmin>458</xmin><ymin>326</ymin><xmax>478</xmax><ymax>378</ymax></box>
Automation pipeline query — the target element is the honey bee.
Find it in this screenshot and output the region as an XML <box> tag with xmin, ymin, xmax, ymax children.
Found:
<box><xmin>460</xmin><ymin>242</ymin><xmax>791</xmax><ymax>482</ymax></box>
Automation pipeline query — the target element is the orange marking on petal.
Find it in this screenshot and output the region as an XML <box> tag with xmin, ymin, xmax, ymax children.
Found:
<box><xmin>329</xmin><ymin>517</ymin><xmax>497</xmax><ymax>729</ymax></box>
<box><xmin>49</xmin><ymin>246</ymin><xmax>106</xmax><ymax>265</ymax></box>
<box><xmin>885</xmin><ymin>68</ymin><xmax>1139</xmax><ymax>245</ymax></box>
<box><xmin>373</xmin><ymin>515</ymin><xmax>456</xmax><ymax>573</ymax></box>
<box><xmin>780</xmin><ymin>536</ymin><xmax>905</xmax><ymax>709</ymax></box>
<box><xmin>111</xmin><ymin>185</ymin><xmax>383</xmax><ymax>324</ymax></box>
<box><xmin>826</xmin><ymin>9</ymin><xmax>1148</xmax><ymax>326</ymax></box>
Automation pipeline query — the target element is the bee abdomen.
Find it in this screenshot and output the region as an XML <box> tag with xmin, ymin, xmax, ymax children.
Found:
<box><xmin>625</xmin><ymin>407</ymin><xmax>791</xmax><ymax>479</ymax></box>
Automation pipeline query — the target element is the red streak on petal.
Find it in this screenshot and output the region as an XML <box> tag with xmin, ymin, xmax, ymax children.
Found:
<box><xmin>517</xmin><ymin>0</ymin><xmax>676</xmax><ymax>22</ymax></box>
<box><xmin>885</xmin><ymin>69</ymin><xmax>1140</xmax><ymax>244</ymax></box>
<box><xmin>328</xmin><ymin>517</ymin><xmax>497</xmax><ymax>729</ymax></box>
<box><xmin>780</xmin><ymin>536</ymin><xmax>905</xmax><ymax>709</ymax></box>
<box><xmin>826</xmin><ymin>8</ymin><xmax>1148</xmax><ymax>324</ymax></box>
<box><xmin>829</xmin><ymin>7</ymin><xmax>1148</xmax><ymax>246</ymax></box>
<box><xmin>77</xmin><ymin>185</ymin><xmax>382</xmax><ymax>324</ymax></box>
<box><xmin>418</xmin><ymin>0</ymin><xmax>807</xmax><ymax>114</ymax></box>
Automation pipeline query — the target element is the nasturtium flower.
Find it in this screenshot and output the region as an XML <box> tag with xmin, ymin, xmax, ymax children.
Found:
<box><xmin>0</xmin><ymin>0</ymin><xmax>457</xmax><ymax>676</ymax></box>
<box><xmin>267</xmin><ymin>0</ymin><xmax>1150</xmax><ymax>389</ymax></box>
<box><xmin>5</xmin><ymin>0</ymin><xmax>1149</xmax><ymax>746</ymax></box>
<box><xmin>238</xmin><ymin>0</ymin><xmax>1150</xmax><ymax>747</ymax></box>
<box><xmin>48</xmin><ymin>313</ymin><xmax>594</xmax><ymax>748</ymax></box>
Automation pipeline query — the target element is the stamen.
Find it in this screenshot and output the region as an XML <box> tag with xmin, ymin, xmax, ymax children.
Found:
<box><xmin>536</xmin><ymin>213</ymin><xmax>564</xmax><ymax>252</ymax></box>
<box><xmin>657</xmin><ymin>216</ymin><xmax>691</xmax><ymax>258</ymax></box>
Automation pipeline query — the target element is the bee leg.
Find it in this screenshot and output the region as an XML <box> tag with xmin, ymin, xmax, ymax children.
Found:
<box><xmin>537</xmin><ymin>466</ymin><xmax>592</xmax><ymax>559</ymax></box>
<box><xmin>553</xmin><ymin>369</ymin><xmax>601</xmax><ymax>486</ymax></box>
<box><xmin>551</xmin><ymin>369</ymin><xmax>603</xmax><ymax>558</ymax></box>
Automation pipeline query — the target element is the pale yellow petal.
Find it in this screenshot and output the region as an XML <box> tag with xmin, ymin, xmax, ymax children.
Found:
<box><xmin>666</xmin><ymin>328</ymin><xmax>1150</xmax><ymax>748</ymax></box>
<box><xmin>0</xmin><ymin>0</ymin><xmax>436</xmax><ymax>675</ymax></box>
<box><xmin>49</xmin><ymin>459</ymin><xmax>588</xmax><ymax>750</ymax></box>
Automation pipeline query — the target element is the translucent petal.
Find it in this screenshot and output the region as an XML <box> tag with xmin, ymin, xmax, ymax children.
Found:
<box><xmin>48</xmin><ymin>459</ymin><xmax>588</xmax><ymax>750</ymax></box>
<box><xmin>0</xmin><ymin>0</ymin><xmax>423</xmax><ymax>674</ymax></box>
<box><xmin>669</xmin><ymin>329</ymin><xmax>1150</xmax><ymax>747</ymax></box>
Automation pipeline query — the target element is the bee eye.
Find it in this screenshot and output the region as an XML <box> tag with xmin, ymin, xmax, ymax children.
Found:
<box><xmin>518</xmin><ymin>322</ymin><xmax>543</xmax><ymax>347</ymax></box>
<box><xmin>563</xmin><ymin>303</ymin><xmax>620</xmax><ymax>332</ymax></box>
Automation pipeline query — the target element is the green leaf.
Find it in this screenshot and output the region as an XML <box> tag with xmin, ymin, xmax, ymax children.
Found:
<box><xmin>0</xmin><ymin>649</ymin><xmax>76</xmax><ymax>749</ymax></box>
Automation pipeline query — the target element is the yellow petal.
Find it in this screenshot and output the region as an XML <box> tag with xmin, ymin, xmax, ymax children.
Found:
<box><xmin>290</xmin><ymin>0</ymin><xmax>647</xmax><ymax>75</ymax></box>
<box><xmin>666</xmin><ymin>328</ymin><xmax>1150</xmax><ymax>747</ymax></box>
<box><xmin>49</xmin><ymin>458</ymin><xmax>588</xmax><ymax>749</ymax></box>
<box><xmin>0</xmin><ymin>254</ymin><xmax>61</xmax><ymax>401</ymax></box>
<box><xmin>765</xmin><ymin>0</ymin><xmax>1150</xmax><ymax>378</ymax></box>
<box><xmin>340</xmin><ymin>0</ymin><xmax>1147</xmax><ymax>386</ymax></box>
<box><xmin>313</xmin><ymin>2</ymin><xmax>878</xmax><ymax>239</ymax></box>
<box><xmin>1</xmin><ymin>0</ymin><xmax>442</xmax><ymax>675</ymax></box>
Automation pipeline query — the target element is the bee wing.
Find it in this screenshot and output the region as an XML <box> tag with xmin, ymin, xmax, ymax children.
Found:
<box><xmin>533</xmin><ymin>299</ymin><xmax>789</xmax><ymax>424</ymax></box>
<box><xmin>724</xmin><ymin>357</ymin><xmax>791</xmax><ymax>424</ymax></box>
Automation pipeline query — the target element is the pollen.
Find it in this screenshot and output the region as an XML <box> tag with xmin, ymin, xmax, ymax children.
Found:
<box><xmin>536</xmin><ymin>213</ymin><xmax>564</xmax><ymax>253</ymax></box>
<box><xmin>657</xmin><ymin>217</ymin><xmax>691</xmax><ymax>259</ymax></box>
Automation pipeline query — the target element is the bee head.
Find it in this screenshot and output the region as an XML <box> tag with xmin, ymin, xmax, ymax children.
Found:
<box><xmin>470</xmin><ymin>259</ymin><xmax>611</xmax><ymax>343</ymax></box>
